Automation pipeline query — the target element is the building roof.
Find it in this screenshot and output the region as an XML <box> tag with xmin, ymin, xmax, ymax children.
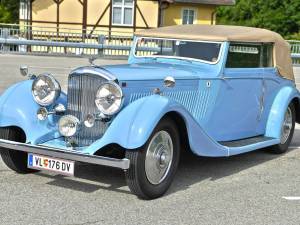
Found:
<box><xmin>172</xmin><ymin>0</ymin><xmax>236</xmax><ymax>5</ymax></box>
<box><xmin>135</xmin><ymin>25</ymin><xmax>294</xmax><ymax>80</ymax></box>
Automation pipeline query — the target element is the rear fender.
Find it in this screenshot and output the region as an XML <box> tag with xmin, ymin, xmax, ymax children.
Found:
<box><xmin>265</xmin><ymin>86</ymin><xmax>300</xmax><ymax>138</ymax></box>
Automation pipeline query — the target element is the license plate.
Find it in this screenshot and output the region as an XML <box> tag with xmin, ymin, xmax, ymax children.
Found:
<box><xmin>27</xmin><ymin>153</ymin><xmax>75</xmax><ymax>176</ymax></box>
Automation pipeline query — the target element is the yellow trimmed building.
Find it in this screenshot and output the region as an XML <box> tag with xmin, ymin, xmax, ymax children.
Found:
<box><xmin>19</xmin><ymin>0</ymin><xmax>235</xmax><ymax>35</ymax></box>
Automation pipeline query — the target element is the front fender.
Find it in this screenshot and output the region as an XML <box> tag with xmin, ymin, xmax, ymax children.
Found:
<box><xmin>88</xmin><ymin>95</ymin><xmax>171</xmax><ymax>151</ymax></box>
<box><xmin>0</xmin><ymin>80</ymin><xmax>67</xmax><ymax>144</ymax></box>
<box><xmin>265</xmin><ymin>85</ymin><xmax>300</xmax><ymax>138</ymax></box>
<box><xmin>85</xmin><ymin>94</ymin><xmax>229</xmax><ymax>157</ymax></box>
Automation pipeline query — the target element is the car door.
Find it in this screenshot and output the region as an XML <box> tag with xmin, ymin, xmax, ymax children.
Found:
<box><xmin>207</xmin><ymin>42</ymin><xmax>265</xmax><ymax>141</ymax></box>
<box><xmin>255</xmin><ymin>43</ymin><xmax>278</xmax><ymax>134</ymax></box>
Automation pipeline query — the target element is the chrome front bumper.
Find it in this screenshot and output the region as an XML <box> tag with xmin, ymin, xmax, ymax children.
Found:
<box><xmin>0</xmin><ymin>139</ymin><xmax>130</xmax><ymax>170</ymax></box>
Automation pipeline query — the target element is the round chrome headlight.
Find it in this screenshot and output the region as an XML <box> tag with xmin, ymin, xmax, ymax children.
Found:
<box><xmin>58</xmin><ymin>115</ymin><xmax>80</xmax><ymax>137</ymax></box>
<box><xmin>95</xmin><ymin>82</ymin><xmax>123</xmax><ymax>116</ymax></box>
<box><xmin>32</xmin><ymin>74</ymin><xmax>61</xmax><ymax>106</ymax></box>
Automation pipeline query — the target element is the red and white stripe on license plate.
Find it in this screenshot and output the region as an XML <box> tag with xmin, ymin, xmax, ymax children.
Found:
<box><xmin>28</xmin><ymin>153</ymin><xmax>75</xmax><ymax>176</ymax></box>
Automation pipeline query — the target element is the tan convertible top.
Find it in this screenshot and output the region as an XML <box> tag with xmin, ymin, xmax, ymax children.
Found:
<box><xmin>135</xmin><ymin>25</ymin><xmax>294</xmax><ymax>80</ymax></box>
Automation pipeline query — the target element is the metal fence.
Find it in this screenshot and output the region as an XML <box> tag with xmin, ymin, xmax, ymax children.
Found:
<box><xmin>0</xmin><ymin>23</ymin><xmax>300</xmax><ymax>65</ymax></box>
<box><xmin>290</xmin><ymin>40</ymin><xmax>300</xmax><ymax>66</ymax></box>
<box><xmin>0</xmin><ymin>23</ymin><xmax>133</xmax><ymax>58</ymax></box>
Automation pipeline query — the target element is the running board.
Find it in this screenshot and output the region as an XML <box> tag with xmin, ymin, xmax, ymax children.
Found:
<box><xmin>218</xmin><ymin>136</ymin><xmax>280</xmax><ymax>156</ymax></box>
<box><xmin>219</xmin><ymin>136</ymin><xmax>276</xmax><ymax>147</ymax></box>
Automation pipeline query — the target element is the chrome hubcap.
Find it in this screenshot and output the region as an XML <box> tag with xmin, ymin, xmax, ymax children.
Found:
<box><xmin>280</xmin><ymin>107</ymin><xmax>293</xmax><ymax>144</ymax></box>
<box><xmin>145</xmin><ymin>131</ymin><xmax>173</xmax><ymax>185</ymax></box>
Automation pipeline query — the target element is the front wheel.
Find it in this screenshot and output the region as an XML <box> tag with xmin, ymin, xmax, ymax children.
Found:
<box><xmin>269</xmin><ymin>103</ymin><xmax>295</xmax><ymax>154</ymax></box>
<box><xmin>125</xmin><ymin>117</ymin><xmax>180</xmax><ymax>199</ymax></box>
<box><xmin>0</xmin><ymin>127</ymin><xmax>36</xmax><ymax>174</ymax></box>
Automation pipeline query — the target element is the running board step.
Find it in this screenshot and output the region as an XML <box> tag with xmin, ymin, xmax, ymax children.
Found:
<box><xmin>219</xmin><ymin>136</ymin><xmax>276</xmax><ymax>148</ymax></box>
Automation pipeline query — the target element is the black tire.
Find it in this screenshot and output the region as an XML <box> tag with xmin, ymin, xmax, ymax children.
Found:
<box><xmin>125</xmin><ymin>117</ymin><xmax>180</xmax><ymax>199</ymax></box>
<box><xmin>269</xmin><ymin>103</ymin><xmax>295</xmax><ymax>154</ymax></box>
<box><xmin>0</xmin><ymin>127</ymin><xmax>36</xmax><ymax>173</ymax></box>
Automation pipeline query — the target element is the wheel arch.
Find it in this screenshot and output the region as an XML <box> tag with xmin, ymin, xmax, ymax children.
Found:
<box><xmin>92</xmin><ymin>111</ymin><xmax>191</xmax><ymax>157</ymax></box>
<box><xmin>0</xmin><ymin>126</ymin><xmax>26</xmax><ymax>143</ymax></box>
<box><xmin>265</xmin><ymin>86</ymin><xmax>300</xmax><ymax>138</ymax></box>
<box><xmin>163</xmin><ymin>111</ymin><xmax>190</xmax><ymax>153</ymax></box>
<box><xmin>291</xmin><ymin>97</ymin><xmax>300</xmax><ymax>124</ymax></box>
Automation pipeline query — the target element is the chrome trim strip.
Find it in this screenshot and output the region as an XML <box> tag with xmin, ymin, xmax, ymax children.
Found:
<box><xmin>70</xmin><ymin>66</ymin><xmax>116</xmax><ymax>81</ymax></box>
<box><xmin>0</xmin><ymin>139</ymin><xmax>130</xmax><ymax>170</ymax></box>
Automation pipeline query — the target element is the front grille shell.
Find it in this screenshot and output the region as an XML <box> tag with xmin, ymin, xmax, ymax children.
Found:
<box><xmin>67</xmin><ymin>73</ymin><xmax>108</xmax><ymax>146</ymax></box>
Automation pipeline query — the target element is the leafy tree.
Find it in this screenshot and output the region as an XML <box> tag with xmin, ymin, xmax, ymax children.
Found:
<box><xmin>217</xmin><ymin>0</ymin><xmax>300</xmax><ymax>39</ymax></box>
<box><xmin>0</xmin><ymin>0</ymin><xmax>19</xmax><ymax>23</ymax></box>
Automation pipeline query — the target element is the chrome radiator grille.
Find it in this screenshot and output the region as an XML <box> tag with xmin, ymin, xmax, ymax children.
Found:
<box><xmin>67</xmin><ymin>73</ymin><xmax>108</xmax><ymax>146</ymax></box>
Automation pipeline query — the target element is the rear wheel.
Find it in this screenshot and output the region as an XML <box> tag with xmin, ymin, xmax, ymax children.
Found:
<box><xmin>269</xmin><ymin>103</ymin><xmax>295</xmax><ymax>154</ymax></box>
<box><xmin>0</xmin><ymin>127</ymin><xmax>36</xmax><ymax>173</ymax></box>
<box><xmin>125</xmin><ymin>118</ymin><xmax>180</xmax><ymax>199</ymax></box>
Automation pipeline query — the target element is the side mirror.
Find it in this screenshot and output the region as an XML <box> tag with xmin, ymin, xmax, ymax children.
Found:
<box><xmin>164</xmin><ymin>76</ymin><xmax>175</xmax><ymax>88</ymax></box>
<box><xmin>20</xmin><ymin>66</ymin><xmax>29</xmax><ymax>77</ymax></box>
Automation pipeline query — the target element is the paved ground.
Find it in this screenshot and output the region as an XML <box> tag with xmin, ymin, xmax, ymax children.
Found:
<box><xmin>0</xmin><ymin>55</ymin><xmax>300</xmax><ymax>225</ymax></box>
<box><xmin>0</xmin><ymin>55</ymin><xmax>126</xmax><ymax>94</ymax></box>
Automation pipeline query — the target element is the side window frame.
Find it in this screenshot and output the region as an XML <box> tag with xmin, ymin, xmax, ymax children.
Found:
<box><xmin>261</xmin><ymin>43</ymin><xmax>274</xmax><ymax>68</ymax></box>
<box><xmin>226</xmin><ymin>42</ymin><xmax>274</xmax><ymax>69</ymax></box>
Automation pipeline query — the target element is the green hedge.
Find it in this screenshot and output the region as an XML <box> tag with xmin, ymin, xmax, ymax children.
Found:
<box><xmin>217</xmin><ymin>0</ymin><xmax>300</xmax><ymax>40</ymax></box>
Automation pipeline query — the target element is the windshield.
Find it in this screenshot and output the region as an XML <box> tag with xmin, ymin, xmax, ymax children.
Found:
<box><xmin>134</xmin><ymin>37</ymin><xmax>222</xmax><ymax>64</ymax></box>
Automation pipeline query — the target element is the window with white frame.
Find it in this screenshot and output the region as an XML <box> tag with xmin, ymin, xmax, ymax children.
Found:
<box><xmin>19</xmin><ymin>0</ymin><xmax>29</xmax><ymax>20</ymax></box>
<box><xmin>112</xmin><ymin>0</ymin><xmax>134</xmax><ymax>26</ymax></box>
<box><xmin>182</xmin><ymin>9</ymin><xmax>195</xmax><ymax>25</ymax></box>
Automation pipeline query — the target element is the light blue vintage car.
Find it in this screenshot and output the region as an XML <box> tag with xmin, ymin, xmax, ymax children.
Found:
<box><xmin>0</xmin><ymin>25</ymin><xmax>298</xmax><ymax>199</ymax></box>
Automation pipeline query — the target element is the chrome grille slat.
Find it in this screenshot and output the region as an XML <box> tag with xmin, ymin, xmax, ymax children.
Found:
<box><xmin>67</xmin><ymin>73</ymin><xmax>108</xmax><ymax>146</ymax></box>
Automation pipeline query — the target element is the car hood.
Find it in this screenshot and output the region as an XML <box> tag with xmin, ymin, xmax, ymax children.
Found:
<box><xmin>102</xmin><ymin>62</ymin><xmax>216</xmax><ymax>81</ymax></box>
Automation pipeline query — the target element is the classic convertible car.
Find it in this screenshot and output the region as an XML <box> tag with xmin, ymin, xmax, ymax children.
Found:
<box><xmin>0</xmin><ymin>25</ymin><xmax>298</xmax><ymax>199</ymax></box>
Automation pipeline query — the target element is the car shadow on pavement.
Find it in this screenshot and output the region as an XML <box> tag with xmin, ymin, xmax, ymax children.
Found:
<box><xmin>34</xmin><ymin>148</ymin><xmax>296</xmax><ymax>197</ymax></box>
<box><xmin>35</xmin><ymin>128</ymin><xmax>300</xmax><ymax>198</ymax></box>
<box><xmin>169</xmin><ymin>149</ymin><xmax>281</xmax><ymax>196</ymax></box>
<box><xmin>168</xmin><ymin>127</ymin><xmax>300</xmax><ymax>197</ymax></box>
<box><xmin>36</xmin><ymin>165</ymin><xmax>129</xmax><ymax>194</ymax></box>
